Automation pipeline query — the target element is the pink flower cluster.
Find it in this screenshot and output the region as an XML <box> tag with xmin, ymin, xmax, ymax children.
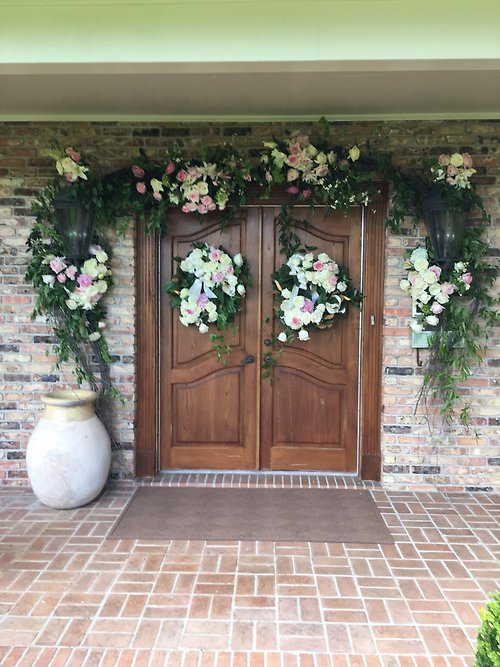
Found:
<box><xmin>132</xmin><ymin>155</ymin><xmax>251</xmax><ymax>215</ymax></box>
<box><xmin>430</xmin><ymin>152</ymin><xmax>476</xmax><ymax>189</ymax></box>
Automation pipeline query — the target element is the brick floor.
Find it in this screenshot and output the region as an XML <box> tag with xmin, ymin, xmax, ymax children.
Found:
<box><xmin>0</xmin><ymin>474</ymin><xmax>498</xmax><ymax>666</ymax></box>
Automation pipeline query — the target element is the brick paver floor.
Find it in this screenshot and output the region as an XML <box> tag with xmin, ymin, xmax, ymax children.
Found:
<box><xmin>0</xmin><ymin>474</ymin><xmax>498</xmax><ymax>666</ymax></box>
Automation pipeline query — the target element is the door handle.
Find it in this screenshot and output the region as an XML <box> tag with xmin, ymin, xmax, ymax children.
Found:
<box><xmin>241</xmin><ymin>354</ymin><xmax>256</xmax><ymax>365</ymax></box>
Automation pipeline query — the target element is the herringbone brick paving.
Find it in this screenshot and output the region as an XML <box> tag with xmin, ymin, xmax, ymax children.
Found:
<box><xmin>0</xmin><ymin>474</ymin><xmax>498</xmax><ymax>666</ymax></box>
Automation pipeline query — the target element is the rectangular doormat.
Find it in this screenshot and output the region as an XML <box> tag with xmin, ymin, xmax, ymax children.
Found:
<box><xmin>108</xmin><ymin>486</ymin><xmax>393</xmax><ymax>544</ymax></box>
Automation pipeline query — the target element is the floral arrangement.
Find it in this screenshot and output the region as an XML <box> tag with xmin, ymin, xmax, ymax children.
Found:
<box><xmin>165</xmin><ymin>242</ymin><xmax>252</xmax><ymax>359</ymax></box>
<box><xmin>259</xmin><ymin>130</ymin><xmax>372</xmax><ymax>209</ymax></box>
<box><xmin>26</xmin><ymin>224</ymin><xmax>114</xmax><ymax>389</ymax></box>
<box><xmin>49</xmin><ymin>146</ymin><xmax>90</xmax><ymax>183</ymax></box>
<box><xmin>400</xmin><ymin>247</ymin><xmax>473</xmax><ymax>333</ymax></box>
<box><xmin>131</xmin><ymin>145</ymin><xmax>253</xmax><ymax>231</ymax></box>
<box><xmin>272</xmin><ymin>251</ymin><xmax>361</xmax><ymax>342</ymax></box>
<box><xmin>430</xmin><ymin>152</ymin><xmax>476</xmax><ymax>190</ymax></box>
<box><xmin>383</xmin><ymin>151</ymin><xmax>488</xmax><ymax>231</ymax></box>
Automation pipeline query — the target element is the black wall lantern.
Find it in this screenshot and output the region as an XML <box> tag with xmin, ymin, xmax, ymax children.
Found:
<box><xmin>421</xmin><ymin>189</ymin><xmax>468</xmax><ymax>272</ymax></box>
<box><xmin>53</xmin><ymin>187</ymin><xmax>95</xmax><ymax>263</ymax></box>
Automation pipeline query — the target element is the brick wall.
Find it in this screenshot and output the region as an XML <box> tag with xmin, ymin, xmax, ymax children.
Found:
<box><xmin>0</xmin><ymin>120</ymin><xmax>498</xmax><ymax>490</ymax></box>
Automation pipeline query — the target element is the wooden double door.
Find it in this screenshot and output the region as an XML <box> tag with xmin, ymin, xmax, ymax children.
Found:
<box><xmin>159</xmin><ymin>205</ymin><xmax>363</xmax><ymax>472</ymax></box>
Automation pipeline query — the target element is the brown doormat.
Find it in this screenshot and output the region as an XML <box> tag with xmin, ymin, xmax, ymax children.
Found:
<box><xmin>108</xmin><ymin>487</ymin><xmax>393</xmax><ymax>544</ymax></box>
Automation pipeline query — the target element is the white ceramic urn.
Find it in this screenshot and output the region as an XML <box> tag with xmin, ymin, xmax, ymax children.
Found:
<box><xmin>27</xmin><ymin>389</ymin><xmax>111</xmax><ymax>509</ymax></box>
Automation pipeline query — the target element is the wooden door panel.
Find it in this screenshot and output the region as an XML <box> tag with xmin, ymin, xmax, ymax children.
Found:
<box><xmin>160</xmin><ymin>210</ymin><xmax>259</xmax><ymax>470</ymax></box>
<box><xmin>261</xmin><ymin>206</ymin><xmax>361</xmax><ymax>472</ymax></box>
<box><xmin>273</xmin><ymin>370</ymin><xmax>343</xmax><ymax>445</ymax></box>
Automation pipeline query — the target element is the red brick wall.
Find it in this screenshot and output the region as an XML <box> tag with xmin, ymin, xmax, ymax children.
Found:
<box><xmin>0</xmin><ymin>120</ymin><xmax>498</xmax><ymax>489</ymax></box>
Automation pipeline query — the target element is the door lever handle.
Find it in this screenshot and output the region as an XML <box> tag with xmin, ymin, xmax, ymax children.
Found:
<box><xmin>241</xmin><ymin>354</ymin><xmax>256</xmax><ymax>365</ymax></box>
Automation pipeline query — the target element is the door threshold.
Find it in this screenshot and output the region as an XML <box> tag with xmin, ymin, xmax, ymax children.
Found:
<box><xmin>144</xmin><ymin>470</ymin><xmax>375</xmax><ymax>490</ymax></box>
<box><xmin>160</xmin><ymin>469</ymin><xmax>359</xmax><ymax>477</ymax></box>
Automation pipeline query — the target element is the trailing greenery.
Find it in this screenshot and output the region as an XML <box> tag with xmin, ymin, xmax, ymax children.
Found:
<box><xmin>418</xmin><ymin>227</ymin><xmax>500</xmax><ymax>426</ymax></box>
<box><xmin>475</xmin><ymin>592</ymin><xmax>500</xmax><ymax>667</ymax></box>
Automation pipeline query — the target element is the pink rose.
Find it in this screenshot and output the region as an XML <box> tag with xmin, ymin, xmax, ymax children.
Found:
<box><xmin>461</xmin><ymin>272</ymin><xmax>473</xmax><ymax>285</ymax></box>
<box><xmin>287</xmin><ymin>154</ymin><xmax>299</xmax><ymax>166</ymax></box>
<box><xmin>77</xmin><ymin>274</ymin><xmax>93</xmax><ymax>288</ymax></box>
<box><xmin>441</xmin><ymin>282</ymin><xmax>456</xmax><ymax>296</ymax></box>
<box><xmin>212</xmin><ymin>272</ymin><xmax>224</xmax><ymax>283</ymax></box>
<box><xmin>437</xmin><ymin>154</ymin><xmax>450</xmax><ymax>166</ymax></box>
<box><xmin>201</xmin><ymin>195</ymin><xmax>213</xmax><ymax>206</ymax></box>
<box><xmin>313</xmin><ymin>261</ymin><xmax>324</xmax><ymax>271</ymax></box>
<box><xmin>430</xmin><ymin>302</ymin><xmax>445</xmax><ymax>315</ymax></box>
<box><xmin>209</xmin><ymin>247</ymin><xmax>221</xmax><ymax>261</ymax></box>
<box><xmin>300</xmin><ymin>298</ymin><xmax>314</xmax><ymax>314</ymax></box>
<box><xmin>49</xmin><ymin>257</ymin><xmax>66</xmax><ymax>274</ymax></box>
<box><xmin>65</xmin><ymin>147</ymin><xmax>81</xmax><ymax>162</ymax></box>
<box><xmin>132</xmin><ymin>165</ymin><xmax>145</xmax><ymax>179</ymax></box>
<box><xmin>136</xmin><ymin>182</ymin><xmax>146</xmax><ymax>194</ymax></box>
<box><xmin>302</xmin><ymin>189</ymin><xmax>312</xmax><ymax>200</ymax></box>
<box><xmin>289</xmin><ymin>142</ymin><xmax>301</xmax><ymax>155</ymax></box>
<box><xmin>176</xmin><ymin>170</ymin><xmax>188</xmax><ymax>182</ymax></box>
<box><xmin>181</xmin><ymin>204</ymin><xmax>191</xmax><ymax>213</ymax></box>
<box><xmin>328</xmin><ymin>275</ymin><xmax>338</xmax><ymax>288</ymax></box>
<box><xmin>165</xmin><ymin>162</ymin><xmax>176</xmax><ymax>175</ymax></box>
<box><xmin>208</xmin><ymin>201</ymin><xmax>217</xmax><ymax>211</ymax></box>
<box><xmin>187</xmin><ymin>189</ymin><xmax>199</xmax><ymax>203</ymax></box>
<box><xmin>198</xmin><ymin>294</ymin><xmax>209</xmax><ymax>308</ymax></box>
<box><xmin>462</xmin><ymin>153</ymin><xmax>473</xmax><ymax>168</ymax></box>
<box><xmin>315</xmin><ymin>165</ymin><xmax>328</xmax><ymax>178</ymax></box>
<box><xmin>65</xmin><ymin>173</ymin><xmax>77</xmax><ymax>183</ymax></box>
<box><xmin>197</xmin><ymin>204</ymin><xmax>208</xmax><ymax>214</ymax></box>
<box><xmin>153</xmin><ymin>192</ymin><xmax>163</xmax><ymax>201</ymax></box>
<box><xmin>65</xmin><ymin>265</ymin><xmax>78</xmax><ymax>280</ymax></box>
<box><xmin>57</xmin><ymin>273</ymin><xmax>67</xmax><ymax>284</ymax></box>
<box><xmin>447</xmin><ymin>165</ymin><xmax>458</xmax><ymax>177</ymax></box>
<box><xmin>287</xmin><ymin>186</ymin><xmax>299</xmax><ymax>195</ymax></box>
<box><xmin>429</xmin><ymin>265</ymin><xmax>442</xmax><ymax>279</ymax></box>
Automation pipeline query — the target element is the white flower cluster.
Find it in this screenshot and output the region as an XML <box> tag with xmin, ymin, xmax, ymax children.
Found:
<box><xmin>277</xmin><ymin>252</ymin><xmax>349</xmax><ymax>342</ymax></box>
<box><xmin>176</xmin><ymin>244</ymin><xmax>246</xmax><ymax>333</ymax></box>
<box><xmin>400</xmin><ymin>247</ymin><xmax>473</xmax><ymax>332</ymax></box>
<box><xmin>430</xmin><ymin>152</ymin><xmax>476</xmax><ymax>190</ymax></box>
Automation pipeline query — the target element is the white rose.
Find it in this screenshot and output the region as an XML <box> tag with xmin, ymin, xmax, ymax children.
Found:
<box><xmin>88</xmin><ymin>331</ymin><xmax>101</xmax><ymax>342</ymax></box>
<box><xmin>65</xmin><ymin>298</ymin><xmax>78</xmax><ymax>310</ymax></box>
<box><xmin>95</xmin><ymin>250</ymin><xmax>108</xmax><ymax>263</ymax></box>
<box><xmin>337</xmin><ymin>282</ymin><xmax>347</xmax><ymax>292</ymax></box>
<box><xmin>400</xmin><ymin>279</ymin><xmax>411</xmax><ymax>292</ymax></box>
<box><xmin>348</xmin><ymin>146</ymin><xmax>360</xmax><ymax>162</ymax></box>
<box><xmin>298</xmin><ymin>329</ymin><xmax>310</xmax><ymax>341</ymax></box>
<box><xmin>197</xmin><ymin>181</ymin><xmax>209</xmax><ymax>196</ymax></box>
<box><xmin>413</xmin><ymin>257</ymin><xmax>429</xmax><ymax>273</ymax></box>
<box><xmin>233</xmin><ymin>253</ymin><xmax>243</xmax><ymax>267</ymax></box>
<box><xmin>237</xmin><ymin>284</ymin><xmax>246</xmax><ymax>295</ymax></box>
<box><xmin>409</xmin><ymin>319</ymin><xmax>423</xmax><ymax>332</ymax></box>
<box><xmin>450</xmin><ymin>152</ymin><xmax>464</xmax><ymax>167</ymax></box>
<box><xmin>95</xmin><ymin>280</ymin><xmax>108</xmax><ymax>294</ymax></box>
<box><xmin>425</xmin><ymin>315</ymin><xmax>439</xmax><ymax>327</ymax></box>
<box><xmin>277</xmin><ymin>332</ymin><xmax>287</xmax><ymax>343</ymax></box>
<box><xmin>198</xmin><ymin>323</ymin><xmax>209</xmax><ymax>334</ymax></box>
<box><xmin>422</xmin><ymin>270</ymin><xmax>438</xmax><ymax>285</ymax></box>
<box><xmin>410</xmin><ymin>247</ymin><xmax>428</xmax><ymax>262</ymax></box>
